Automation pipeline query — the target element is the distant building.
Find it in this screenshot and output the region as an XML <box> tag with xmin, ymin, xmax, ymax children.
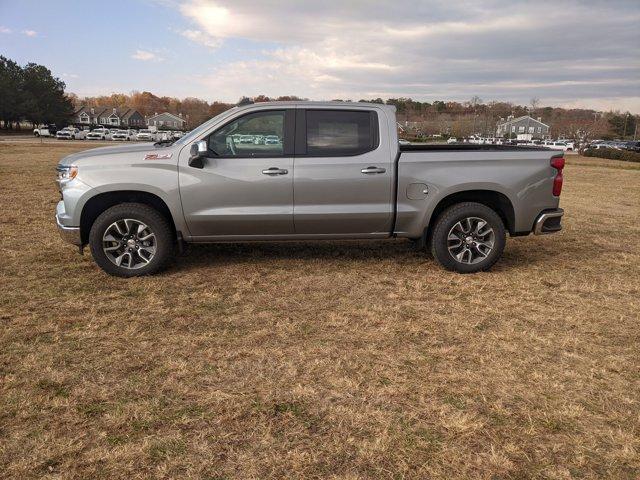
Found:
<box><xmin>72</xmin><ymin>106</ymin><xmax>144</xmax><ymax>128</ymax></box>
<box><xmin>120</xmin><ymin>108</ymin><xmax>145</xmax><ymax>128</ymax></box>
<box><xmin>146</xmin><ymin>112</ymin><xmax>187</xmax><ymax>130</ymax></box>
<box><xmin>497</xmin><ymin>115</ymin><xmax>549</xmax><ymax>139</ymax></box>
<box><xmin>73</xmin><ymin>106</ymin><xmax>106</xmax><ymax>125</ymax></box>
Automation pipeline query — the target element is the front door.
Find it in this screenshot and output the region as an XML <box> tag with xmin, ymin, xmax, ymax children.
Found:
<box><xmin>179</xmin><ymin>109</ymin><xmax>295</xmax><ymax>238</ymax></box>
<box><xmin>293</xmin><ymin>108</ymin><xmax>394</xmax><ymax>235</ymax></box>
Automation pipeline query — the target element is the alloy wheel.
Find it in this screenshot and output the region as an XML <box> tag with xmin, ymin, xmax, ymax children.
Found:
<box><xmin>102</xmin><ymin>218</ymin><xmax>156</xmax><ymax>269</ymax></box>
<box><xmin>447</xmin><ymin>216</ymin><xmax>495</xmax><ymax>265</ymax></box>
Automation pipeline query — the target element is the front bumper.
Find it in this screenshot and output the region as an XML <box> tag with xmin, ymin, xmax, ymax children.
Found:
<box><xmin>533</xmin><ymin>208</ymin><xmax>564</xmax><ymax>235</ymax></box>
<box><xmin>56</xmin><ymin>214</ymin><xmax>82</xmax><ymax>245</ymax></box>
<box><xmin>56</xmin><ymin>199</ymin><xmax>82</xmax><ymax>246</ymax></box>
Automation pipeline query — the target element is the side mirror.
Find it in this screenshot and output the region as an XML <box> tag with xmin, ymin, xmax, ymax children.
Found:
<box><xmin>189</xmin><ymin>142</ymin><xmax>199</xmax><ymax>157</ymax></box>
<box><xmin>188</xmin><ymin>155</ymin><xmax>204</xmax><ymax>169</ymax></box>
<box><xmin>188</xmin><ymin>140</ymin><xmax>210</xmax><ymax>169</ymax></box>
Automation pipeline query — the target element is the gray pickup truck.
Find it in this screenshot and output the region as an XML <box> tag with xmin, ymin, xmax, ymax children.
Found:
<box><xmin>55</xmin><ymin>101</ymin><xmax>564</xmax><ymax>277</ymax></box>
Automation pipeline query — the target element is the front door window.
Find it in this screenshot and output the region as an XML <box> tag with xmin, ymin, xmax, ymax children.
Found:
<box><xmin>208</xmin><ymin>111</ymin><xmax>285</xmax><ymax>157</ymax></box>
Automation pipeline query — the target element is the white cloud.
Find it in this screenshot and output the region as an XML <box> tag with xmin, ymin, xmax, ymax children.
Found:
<box><xmin>179</xmin><ymin>29</ymin><xmax>221</xmax><ymax>49</ymax></box>
<box><xmin>172</xmin><ymin>0</ymin><xmax>640</xmax><ymax>111</ymax></box>
<box><xmin>0</xmin><ymin>26</ymin><xmax>12</xmax><ymax>34</ymax></box>
<box><xmin>22</xmin><ymin>29</ymin><xmax>37</xmax><ymax>37</ymax></box>
<box><xmin>131</xmin><ymin>49</ymin><xmax>164</xmax><ymax>62</ymax></box>
<box><xmin>549</xmin><ymin>96</ymin><xmax>640</xmax><ymax>114</ymax></box>
<box><xmin>62</xmin><ymin>73</ymin><xmax>79</xmax><ymax>79</ymax></box>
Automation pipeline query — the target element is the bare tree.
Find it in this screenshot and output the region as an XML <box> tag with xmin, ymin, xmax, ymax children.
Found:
<box><xmin>469</xmin><ymin>96</ymin><xmax>483</xmax><ymax>109</ymax></box>
<box><xmin>530</xmin><ymin>97</ymin><xmax>540</xmax><ymax>115</ymax></box>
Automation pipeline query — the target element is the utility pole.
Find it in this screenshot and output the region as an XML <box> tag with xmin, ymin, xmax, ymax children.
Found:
<box><xmin>623</xmin><ymin>113</ymin><xmax>629</xmax><ymax>139</ymax></box>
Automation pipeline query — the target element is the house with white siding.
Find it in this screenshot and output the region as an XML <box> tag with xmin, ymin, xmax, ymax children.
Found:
<box><xmin>72</xmin><ymin>106</ymin><xmax>145</xmax><ymax>128</ymax></box>
<box><xmin>496</xmin><ymin>115</ymin><xmax>550</xmax><ymax>140</ymax></box>
<box><xmin>146</xmin><ymin>112</ymin><xmax>187</xmax><ymax>130</ymax></box>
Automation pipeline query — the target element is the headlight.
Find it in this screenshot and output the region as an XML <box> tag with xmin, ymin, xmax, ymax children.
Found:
<box><xmin>56</xmin><ymin>165</ymin><xmax>78</xmax><ymax>182</ymax></box>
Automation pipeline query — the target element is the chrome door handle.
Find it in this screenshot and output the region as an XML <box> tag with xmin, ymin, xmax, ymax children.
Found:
<box><xmin>262</xmin><ymin>167</ymin><xmax>288</xmax><ymax>176</ymax></box>
<box><xmin>361</xmin><ymin>166</ymin><xmax>386</xmax><ymax>174</ymax></box>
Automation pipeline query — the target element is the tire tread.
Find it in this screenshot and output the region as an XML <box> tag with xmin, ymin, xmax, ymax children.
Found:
<box><xmin>88</xmin><ymin>203</ymin><xmax>174</xmax><ymax>277</ymax></box>
<box><xmin>430</xmin><ymin>202</ymin><xmax>506</xmax><ymax>273</ymax></box>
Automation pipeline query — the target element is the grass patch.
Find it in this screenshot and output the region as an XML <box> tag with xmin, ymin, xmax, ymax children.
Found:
<box><xmin>0</xmin><ymin>143</ymin><xmax>638</xmax><ymax>478</ymax></box>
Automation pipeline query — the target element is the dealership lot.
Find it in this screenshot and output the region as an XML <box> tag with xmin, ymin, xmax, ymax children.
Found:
<box><xmin>0</xmin><ymin>141</ymin><xmax>638</xmax><ymax>478</ymax></box>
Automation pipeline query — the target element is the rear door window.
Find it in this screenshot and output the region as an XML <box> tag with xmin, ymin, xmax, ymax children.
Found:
<box><xmin>304</xmin><ymin>110</ymin><xmax>378</xmax><ymax>156</ymax></box>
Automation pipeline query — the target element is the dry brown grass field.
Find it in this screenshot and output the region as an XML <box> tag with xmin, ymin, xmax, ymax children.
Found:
<box><xmin>1</xmin><ymin>140</ymin><xmax>639</xmax><ymax>479</ymax></box>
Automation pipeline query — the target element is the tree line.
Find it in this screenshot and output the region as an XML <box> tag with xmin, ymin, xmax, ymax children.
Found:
<box><xmin>69</xmin><ymin>92</ymin><xmax>640</xmax><ymax>140</ymax></box>
<box><xmin>0</xmin><ymin>56</ymin><xmax>74</xmax><ymax>129</ymax></box>
<box><xmin>1</xmin><ymin>55</ymin><xmax>636</xmax><ymax>139</ymax></box>
<box><xmin>68</xmin><ymin>92</ymin><xmax>307</xmax><ymax>130</ymax></box>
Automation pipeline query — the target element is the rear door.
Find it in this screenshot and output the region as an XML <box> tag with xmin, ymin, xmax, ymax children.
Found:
<box><xmin>292</xmin><ymin>108</ymin><xmax>393</xmax><ymax>235</ymax></box>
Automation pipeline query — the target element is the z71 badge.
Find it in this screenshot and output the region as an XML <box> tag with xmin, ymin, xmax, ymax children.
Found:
<box><xmin>144</xmin><ymin>153</ymin><xmax>173</xmax><ymax>160</ymax></box>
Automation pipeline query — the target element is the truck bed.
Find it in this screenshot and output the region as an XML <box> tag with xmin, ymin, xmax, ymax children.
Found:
<box><xmin>399</xmin><ymin>144</ymin><xmax>550</xmax><ymax>152</ymax></box>
<box><xmin>394</xmin><ymin>145</ymin><xmax>561</xmax><ymax>238</ymax></box>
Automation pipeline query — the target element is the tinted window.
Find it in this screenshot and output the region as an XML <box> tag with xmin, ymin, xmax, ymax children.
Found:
<box><xmin>306</xmin><ymin>110</ymin><xmax>377</xmax><ymax>156</ymax></box>
<box><xmin>208</xmin><ymin>111</ymin><xmax>284</xmax><ymax>157</ymax></box>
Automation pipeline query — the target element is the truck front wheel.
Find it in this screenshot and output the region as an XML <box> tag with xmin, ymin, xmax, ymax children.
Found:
<box><xmin>430</xmin><ymin>202</ymin><xmax>506</xmax><ymax>273</ymax></box>
<box><xmin>88</xmin><ymin>203</ymin><xmax>174</xmax><ymax>277</ymax></box>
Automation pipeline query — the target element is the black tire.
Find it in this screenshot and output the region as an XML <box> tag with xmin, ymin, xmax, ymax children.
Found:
<box><xmin>34</xmin><ymin>132</ymin><xmax>39</xmax><ymax>137</ymax></box>
<box><xmin>89</xmin><ymin>203</ymin><xmax>174</xmax><ymax>277</ymax></box>
<box><xmin>430</xmin><ymin>202</ymin><xmax>506</xmax><ymax>273</ymax></box>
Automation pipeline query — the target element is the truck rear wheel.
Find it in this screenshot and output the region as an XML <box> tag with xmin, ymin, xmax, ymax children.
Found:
<box><xmin>88</xmin><ymin>203</ymin><xmax>174</xmax><ymax>277</ymax></box>
<box><xmin>430</xmin><ymin>202</ymin><xmax>506</xmax><ymax>273</ymax></box>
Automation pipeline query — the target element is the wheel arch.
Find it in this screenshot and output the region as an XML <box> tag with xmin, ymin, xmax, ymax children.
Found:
<box><xmin>80</xmin><ymin>190</ymin><xmax>177</xmax><ymax>245</ymax></box>
<box><xmin>426</xmin><ymin>189</ymin><xmax>516</xmax><ymax>239</ymax></box>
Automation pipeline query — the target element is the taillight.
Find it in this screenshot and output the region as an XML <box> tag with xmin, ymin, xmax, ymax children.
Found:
<box><xmin>551</xmin><ymin>156</ymin><xmax>565</xmax><ymax>170</ymax></box>
<box><xmin>551</xmin><ymin>155</ymin><xmax>564</xmax><ymax>196</ymax></box>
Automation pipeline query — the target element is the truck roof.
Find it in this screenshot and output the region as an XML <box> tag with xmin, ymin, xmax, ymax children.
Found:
<box><xmin>234</xmin><ymin>101</ymin><xmax>396</xmax><ymax>112</ymax></box>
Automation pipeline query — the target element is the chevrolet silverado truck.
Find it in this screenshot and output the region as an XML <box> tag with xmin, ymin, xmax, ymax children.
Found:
<box><xmin>55</xmin><ymin>101</ymin><xmax>564</xmax><ymax>277</ymax></box>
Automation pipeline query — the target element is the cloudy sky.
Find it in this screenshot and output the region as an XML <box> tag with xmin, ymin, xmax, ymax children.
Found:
<box><xmin>1</xmin><ymin>0</ymin><xmax>639</xmax><ymax>112</ymax></box>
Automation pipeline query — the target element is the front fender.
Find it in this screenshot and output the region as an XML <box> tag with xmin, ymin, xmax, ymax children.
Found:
<box><xmin>71</xmin><ymin>156</ymin><xmax>185</xmax><ymax>233</ymax></box>
<box><xmin>90</xmin><ymin>183</ymin><xmax>187</xmax><ymax>234</ymax></box>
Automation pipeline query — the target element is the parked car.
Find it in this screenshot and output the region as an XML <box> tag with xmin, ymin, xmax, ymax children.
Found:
<box><xmin>611</xmin><ymin>141</ymin><xmax>631</xmax><ymax>150</ymax></box>
<box><xmin>111</xmin><ymin>129</ymin><xmax>136</xmax><ymax>141</ymax></box>
<box><xmin>33</xmin><ymin>124</ymin><xmax>57</xmax><ymax>137</ymax></box>
<box><xmin>155</xmin><ymin>131</ymin><xmax>173</xmax><ymax>142</ymax></box>
<box><xmin>56</xmin><ymin>127</ymin><xmax>87</xmax><ymax>140</ymax></box>
<box><xmin>597</xmin><ymin>141</ymin><xmax>615</xmax><ymax>149</ymax></box>
<box><xmin>172</xmin><ymin>131</ymin><xmax>184</xmax><ymax>140</ymax></box>
<box><xmin>547</xmin><ymin>141</ymin><xmax>573</xmax><ymax>152</ymax></box>
<box><xmin>398</xmin><ymin>139</ymin><xmax>411</xmax><ymax>145</ymax></box>
<box><xmin>136</xmin><ymin>129</ymin><xmax>156</xmax><ymax>141</ymax></box>
<box><xmin>86</xmin><ymin>128</ymin><xmax>111</xmax><ymax>140</ymax></box>
<box><xmin>556</xmin><ymin>140</ymin><xmax>575</xmax><ymax>150</ymax></box>
<box><xmin>622</xmin><ymin>141</ymin><xmax>640</xmax><ymax>152</ymax></box>
<box><xmin>55</xmin><ymin>101</ymin><xmax>565</xmax><ymax>277</ymax></box>
<box><xmin>447</xmin><ymin>137</ymin><xmax>458</xmax><ymax>144</ymax></box>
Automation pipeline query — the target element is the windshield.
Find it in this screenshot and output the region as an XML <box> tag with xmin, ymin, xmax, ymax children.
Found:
<box><xmin>173</xmin><ymin>107</ymin><xmax>238</xmax><ymax>147</ymax></box>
